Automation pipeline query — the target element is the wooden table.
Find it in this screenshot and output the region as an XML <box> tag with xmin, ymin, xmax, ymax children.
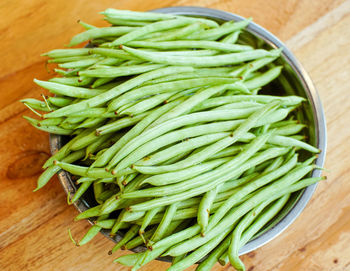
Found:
<box><xmin>1</xmin><ymin>0</ymin><xmax>349</xmax><ymax>270</ymax></box>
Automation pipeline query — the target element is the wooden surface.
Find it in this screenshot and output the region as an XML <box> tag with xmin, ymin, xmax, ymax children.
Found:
<box><xmin>1</xmin><ymin>0</ymin><xmax>350</xmax><ymax>270</ymax></box>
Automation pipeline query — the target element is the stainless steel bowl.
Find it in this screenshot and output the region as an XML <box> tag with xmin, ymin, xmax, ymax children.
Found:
<box><xmin>50</xmin><ymin>6</ymin><xmax>327</xmax><ymax>259</ymax></box>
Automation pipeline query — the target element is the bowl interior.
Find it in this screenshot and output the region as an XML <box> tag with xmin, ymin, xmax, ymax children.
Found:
<box><xmin>50</xmin><ymin>6</ymin><xmax>327</xmax><ymax>258</ymax></box>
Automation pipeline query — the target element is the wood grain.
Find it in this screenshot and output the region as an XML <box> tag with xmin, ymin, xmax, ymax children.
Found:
<box><xmin>1</xmin><ymin>0</ymin><xmax>349</xmax><ymax>270</ymax></box>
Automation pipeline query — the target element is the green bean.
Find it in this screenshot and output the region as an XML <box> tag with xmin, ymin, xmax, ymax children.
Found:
<box><xmin>213</xmin><ymin>102</ymin><xmax>263</xmax><ymax>111</ymax></box>
<box><xmin>122</xmin><ymin>45</ymin><xmax>279</xmax><ymax>67</ymax></box>
<box><xmin>34</xmin><ymin>79</ymin><xmax>104</xmax><ymax>99</ymax></box>
<box><xmin>44</xmin><ymin>66</ymin><xmax>194</xmax><ymax>118</ymax></box>
<box><xmin>46</xmin><ymin>97</ymin><xmax>73</xmax><ymax>108</ymax></box>
<box><xmin>151</xmin><ymin>202</ymin><xmax>179</xmax><ymax>242</ymax></box>
<box><xmin>166</xmin><ymin>228</ymin><xmax>231</xmax><ymax>271</ymax></box>
<box><xmin>143</xmin><ymin>68</ymin><xmax>232</xmax><ymax>85</ymax></box>
<box><xmin>244</xmin><ymin>66</ymin><xmax>282</xmax><ymax>90</ymax></box>
<box><xmin>78</xmin><ymin>20</ymin><xmax>97</xmax><ymax>30</ymax></box>
<box><xmin>262</xmin><ymin>156</ymin><xmax>284</xmax><ymax>174</ymax></box>
<box><xmin>92</xmin><ymin>100</ymin><xmax>182</xmax><ymax>169</ymax></box>
<box><xmin>96</xmin><ymin>220</ymin><xmax>130</xmax><ymax>230</ymax></box>
<box><xmin>145</xmin><ymin>22</ymin><xmax>205</xmax><ymax>42</ymax></box>
<box><xmin>69</xmin><ymin>26</ymin><xmax>136</xmax><ymax>46</ymax></box>
<box><xmin>112</xmin><ymin>125</ymin><xmax>254</xmax><ymax>174</ymax></box>
<box><xmin>240</xmin><ymin>195</ymin><xmax>294</xmax><ymax>246</ymax></box>
<box><xmin>138</xmin><ymin>207</ymin><xmax>162</xmax><ymax>236</ymax></box>
<box><xmin>209</xmin><ymin>144</ymin><xmax>245</xmax><ymax>160</ymax></box>
<box><xmin>270</xmin><ymin>124</ymin><xmax>305</xmax><ymax>136</ymax></box>
<box><xmin>78</xmin><ymin>225</ymin><xmax>102</xmax><ymax>246</ymax></box>
<box><xmin>149</xmin><ymin>83</ymin><xmax>246</xmax><ymax>128</ymax></box>
<box><xmin>119</xmin><ymin>92</ymin><xmax>176</xmax><ymax>116</ymax></box>
<box><xmin>114</xmin><ymin>252</ymin><xmax>144</xmax><ymax>266</ymax></box>
<box><xmin>110</xmin><ymin>18</ymin><xmax>193</xmax><ymax>46</ymax></box>
<box><xmin>67</xmin><ymin>108</ymin><xmax>111</xmax><ymax>118</ymax></box>
<box><xmin>121</xmin><ymin>211</ymin><xmax>145</xmax><ymax>222</ymax></box>
<box><xmin>40</xmin><ymin>117</ymin><xmax>64</xmax><ymax>126</ymax></box>
<box><xmin>59</xmin><ymin>121</ymin><xmax>80</xmax><ymax>130</ymax></box>
<box><xmin>221</xmin><ymin>30</ymin><xmax>241</xmax><ymax>43</ymax></box>
<box><xmin>88</xmin><ymin>47</ymin><xmax>138</xmax><ymax>60</ymax></box>
<box><xmin>206</xmin><ymin>154</ymin><xmax>298</xmax><ymax>232</ymax></box>
<box><xmin>21</xmin><ymin>98</ymin><xmax>52</xmax><ymax>112</ymax></box>
<box><xmin>102</xmin><ymin>8</ymin><xmax>219</xmax><ymax>27</ymax></box>
<box><xmin>49</xmin><ymin>76</ymin><xmax>94</xmax><ymax>87</ymax></box>
<box><xmin>48</xmin><ymin>55</ymin><xmax>96</xmax><ymax>63</ymax></box>
<box><xmin>268</xmin><ymin>134</ymin><xmax>320</xmax><ymax>153</ymax></box>
<box><xmin>196</xmin><ymin>235</ymin><xmax>231</xmax><ymax>271</ymax></box>
<box><xmin>125</xmin><ymin>227</ymin><xmax>157</xmax><ymax>249</ymax></box>
<box><xmin>108</xmin><ymin>77</ymin><xmax>237</xmax><ymax>112</ymax></box>
<box><xmin>106</xmin><ymin>16</ymin><xmax>149</xmax><ymax>26</ymax></box>
<box><xmin>110</xmin><ymin>209</ymin><xmax>126</xmax><ymax>235</ymax></box>
<box><xmin>142</xmin><ymin>157</ymin><xmax>230</xmax><ymax>186</ymax></box>
<box><xmin>186</xmin><ymin>19</ymin><xmax>250</xmax><ymax>40</ymax></box>
<box><xmin>172</xmin><ymin>254</ymin><xmax>187</xmax><ymax>265</ymax></box>
<box><xmin>91</xmin><ymin>77</ymin><xmax>114</xmax><ymax>88</ymax></box>
<box><xmin>58</xmin><ymin>57</ymin><xmax>101</xmax><ymax>69</ymax></box>
<box><xmin>96</xmin><ymin>112</ymin><xmax>148</xmax><ymax>136</ymax></box>
<box><xmin>198</xmin><ymin>186</ymin><xmax>219</xmax><ymax>233</ymax></box>
<box><xmin>75</xmin><ymin>205</ymin><xmax>101</xmax><ymax>221</ymax></box>
<box><xmin>136</xmin><ymin>133</ymin><xmax>230</xmax><ymax>167</ymax></box>
<box><xmin>193</xmin><ymin>95</ymin><xmax>305</xmax><ymax>111</ymax></box>
<box><xmin>23</xmin><ymin>116</ymin><xmax>73</xmax><ymax>135</ymax></box>
<box><xmin>76</xmin><ymin>117</ymin><xmax>106</xmax><ymax>129</ymax></box>
<box><xmin>228</xmin><ymin>195</ymin><xmax>290</xmax><ymax>270</ymax></box>
<box><xmin>99</xmin><ymin>175</ymin><xmax>147</xmax><ymax>215</ymax></box>
<box><xmin>41</xmin><ymin>48</ymin><xmax>90</xmax><ymax>58</ymax></box>
<box><xmin>111</xmin><ymin>224</ymin><xmax>140</xmax><ymax>253</ymax></box>
<box><xmin>126</xmin><ymin>147</ymin><xmax>285</xmax><ymax>209</ymax></box>
<box><xmin>109</xmin><ymin>110</ymin><xmax>259</xmax><ymax>173</ymax></box>
<box><xmin>218</xmin><ymin>173</ymin><xmax>259</xmax><ymax>194</ymax></box>
<box><xmin>78</xmin><ymin>63</ymin><xmax>164</xmax><ymax>78</ymax></box>
<box><xmin>93</xmin><ymin>182</ymin><xmax>104</xmax><ymax>204</ymax></box>
<box><xmin>70</xmin><ymin>180</ymin><xmax>93</xmax><ymax>204</ymax></box>
<box><xmin>85</xmin><ymin>133</ymin><xmax>114</xmax><ymax>159</ymax></box>
<box><xmin>165</xmin><ymin>168</ymin><xmax>316</xmax><ymax>257</ymax></box>
<box><xmin>55</xmin><ymin>161</ymin><xmax>116</xmax><ymax>179</ymax></box>
<box><xmin>270</xmin><ymin>119</ymin><xmax>298</xmax><ymax>128</ymax></box>
<box><xmin>126</xmin><ymin>40</ymin><xmax>252</xmax><ymax>52</ymax></box>
<box><xmin>143</xmin><ymin>149</ymin><xmax>288</xmax><ymax>213</ymax></box>
<box><xmin>134</xmin><ymin>102</ymin><xmax>279</xmax><ymax>174</ymax></box>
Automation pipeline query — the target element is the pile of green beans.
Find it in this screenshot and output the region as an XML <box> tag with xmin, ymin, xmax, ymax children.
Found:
<box><xmin>22</xmin><ymin>8</ymin><xmax>324</xmax><ymax>271</ymax></box>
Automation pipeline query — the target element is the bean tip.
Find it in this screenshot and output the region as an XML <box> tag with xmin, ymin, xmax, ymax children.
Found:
<box><xmin>119</xmin><ymin>45</ymin><xmax>123</xmax><ymax>49</ymax></box>
<box><xmin>108</xmin><ymin>250</ymin><xmax>113</xmax><ymax>255</ymax></box>
<box><xmin>53</xmin><ymin>160</ymin><xmax>58</xmax><ymax>165</ymax></box>
<box><xmin>105</xmin><ymin>168</ymin><xmax>109</xmax><ymax>172</ymax></box>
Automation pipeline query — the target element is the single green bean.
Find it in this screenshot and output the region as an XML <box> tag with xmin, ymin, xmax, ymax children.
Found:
<box><xmin>78</xmin><ymin>63</ymin><xmax>164</xmax><ymax>78</ymax></box>
<box><xmin>111</xmin><ymin>224</ymin><xmax>140</xmax><ymax>253</ymax></box>
<box><xmin>122</xmin><ymin>45</ymin><xmax>280</xmax><ymax>67</ymax></box>
<box><xmin>110</xmin><ymin>18</ymin><xmax>193</xmax><ymax>46</ymax></box>
<box><xmin>108</xmin><ymin>77</ymin><xmax>237</xmax><ymax>112</ymax></box>
<box><xmin>69</xmin><ymin>26</ymin><xmax>136</xmax><ymax>46</ymax></box>
<box><xmin>126</xmin><ymin>40</ymin><xmax>252</xmax><ymax>52</ymax></box>
<box><xmin>198</xmin><ymin>186</ymin><xmax>219</xmax><ymax>233</ymax></box>
<box><xmin>141</xmin><ymin>157</ymin><xmax>230</xmax><ymax>186</ymax></box>
<box><xmin>34</xmin><ymin>79</ymin><xmax>104</xmax><ymax>99</ymax></box>
<box><xmin>151</xmin><ymin>202</ymin><xmax>179</xmax><ymax>242</ymax></box>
